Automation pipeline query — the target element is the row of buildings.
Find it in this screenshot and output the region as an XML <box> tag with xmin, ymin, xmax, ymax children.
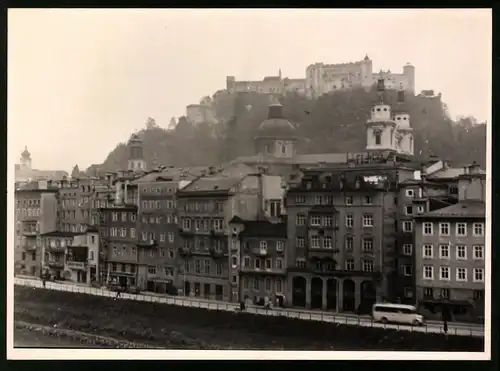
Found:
<box><xmin>14</xmin><ymin>91</ymin><xmax>486</xmax><ymax>321</ymax></box>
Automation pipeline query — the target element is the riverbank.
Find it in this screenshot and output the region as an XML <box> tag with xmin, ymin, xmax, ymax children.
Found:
<box><xmin>14</xmin><ymin>286</ymin><xmax>484</xmax><ymax>351</ymax></box>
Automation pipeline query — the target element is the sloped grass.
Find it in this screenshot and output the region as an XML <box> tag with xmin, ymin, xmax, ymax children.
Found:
<box><xmin>14</xmin><ymin>286</ymin><xmax>483</xmax><ymax>351</ymax></box>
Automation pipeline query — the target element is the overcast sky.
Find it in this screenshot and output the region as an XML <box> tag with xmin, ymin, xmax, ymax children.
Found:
<box><xmin>8</xmin><ymin>9</ymin><xmax>491</xmax><ymax>172</ymax></box>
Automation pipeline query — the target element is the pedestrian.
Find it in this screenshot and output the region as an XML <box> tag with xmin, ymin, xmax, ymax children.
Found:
<box><xmin>240</xmin><ymin>300</ymin><xmax>245</xmax><ymax>311</ymax></box>
<box><xmin>443</xmin><ymin>319</ymin><xmax>448</xmax><ymax>335</ymax></box>
<box><xmin>116</xmin><ymin>287</ymin><xmax>121</xmax><ymax>298</ymax></box>
<box><xmin>42</xmin><ymin>278</ymin><xmax>46</xmax><ymax>288</ymax></box>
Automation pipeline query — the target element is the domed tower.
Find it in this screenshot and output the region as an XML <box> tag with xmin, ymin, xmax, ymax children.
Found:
<box><xmin>254</xmin><ymin>103</ymin><xmax>298</xmax><ymax>158</ymax></box>
<box><xmin>365</xmin><ymin>103</ymin><xmax>397</xmax><ymax>152</ymax></box>
<box><xmin>20</xmin><ymin>146</ymin><xmax>32</xmax><ymax>170</ymax></box>
<box><xmin>394</xmin><ymin>112</ymin><xmax>414</xmax><ymax>156</ymax></box>
<box><xmin>127</xmin><ymin>133</ymin><xmax>146</xmax><ymax>171</ymax></box>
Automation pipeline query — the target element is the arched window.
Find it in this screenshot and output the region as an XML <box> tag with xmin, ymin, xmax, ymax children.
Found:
<box><xmin>375</xmin><ymin>132</ymin><xmax>382</xmax><ymax>145</ymax></box>
<box><xmin>281</xmin><ymin>144</ymin><xmax>287</xmax><ymax>155</ymax></box>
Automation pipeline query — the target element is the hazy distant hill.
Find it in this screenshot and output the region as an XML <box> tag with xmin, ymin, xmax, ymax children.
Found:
<box><xmin>95</xmin><ymin>86</ymin><xmax>486</xmax><ymax>173</ymax></box>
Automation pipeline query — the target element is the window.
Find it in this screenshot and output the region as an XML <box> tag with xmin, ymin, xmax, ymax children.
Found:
<box><xmin>216</xmin><ymin>263</ymin><xmax>222</xmax><ymax>276</ymax></box>
<box><xmin>264</xmin><ymin>258</ymin><xmax>272</xmax><ymax>269</ymax></box>
<box><xmin>132</xmin><ymin>247</ymin><xmax>136</xmax><ymax>255</ymax></box>
<box><xmin>295</xmin><ymin>258</ymin><xmax>306</xmax><ymax>269</ymax></box>
<box><xmin>362</xmin><ymin>238</ymin><xmax>373</xmax><ymax>252</ymax></box>
<box><xmin>243</xmin><ymin>277</ymin><xmax>249</xmax><ymax>289</ymax></box>
<box><xmin>374</xmin><ymin>133</ymin><xmax>381</xmax><ymax>145</ymax></box>
<box><xmin>423</xmin><ymin>244</ymin><xmax>433</xmax><ymax>258</ymax></box>
<box><xmin>265</xmin><ymin>278</ymin><xmax>272</xmax><ymax>292</ymax></box>
<box><xmin>314</xmin><ymin>195</ymin><xmax>322</xmax><ymax>205</ymax></box>
<box><xmin>345</xmin><ymin>259</ymin><xmax>354</xmax><ymax>271</ymax></box>
<box><xmin>403</xmin><ymin>244</ymin><xmax>412</xmax><ymax>256</ymax></box>
<box><xmin>439</xmin><ymin>266</ymin><xmax>450</xmax><ymax>280</ymax></box>
<box><xmin>473</xmin><ymin>268</ymin><xmax>484</xmax><ymax>283</ymax></box>
<box><xmin>168</xmin><ymin>232</ymin><xmax>174</xmax><ymax>243</ymax></box>
<box><xmin>160</xmin><ymin>249</ymin><xmax>165</xmax><ymax>257</ymax></box>
<box><xmin>213</xmin><ymin>219</ymin><xmax>224</xmax><ymax>231</ymax></box>
<box><xmin>456</xmin><ymin>267</ymin><xmax>467</xmax><ymax>282</ymax></box>
<box><xmin>405</xmin><ymin>206</ymin><xmax>413</xmax><ymax>215</ymax></box>
<box><xmin>255</xmin><ymin>259</ymin><xmax>261</xmax><ymax>269</ymax></box>
<box><xmin>260</xmin><ymin>241</ymin><xmax>268</xmax><ymax>250</ymax></box>
<box><xmin>323</xmin><ymin>236</ymin><xmax>333</xmax><ymax>249</ymax></box>
<box><xmin>112</xmin><ymin>212</ymin><xmax>118</xmax><ymax>221</ymax></box>
<box><xmin>456</xmin><ymin>223</ymin><xmax>467</xmax><ymax>236</ymax></box>
<box><xmin>440</xmin><ymin>288</ymin><xmax>450</xmax><ymax>299</ymax></box>
<box><xmin>147</xmin><ymin>266</ymin><xmax>156</xmax><ymax>275</ymax></box>
<box><xmin>231</xmin><ymin>256</ymin><xmax>238</xmax><ymax>268</ymax></box>
<box><xmin>473</xmin><ymin>245</ymin><xmax>484</xmax><ymax>260</ymax></box>
<box><xmin>345</xmin><ymin>196</ymin><xmax>353</xmax><ymax>205</ymax></box>
<box><xmin>276</xmin><ymin>279</ymin><xmax>283</xmax><ymax>293</ymax></box>
<box><xmin>473</xmin><ymin>223</ymin><xmax>484</xmax><ymax>237</ymax></box>
<box><xmin>363</xmin><ymin>196</ymin><xmax>372</xmax><ymax>205</ymax></box>
<box><xmin>362</xmin><ymin>214</ymin><xmax>373</xmax><ymax>227</ymax></box>
<box><xmin>182</xmin><ymin>218</ymin><xmax>191</xmax><ymax>230</ymax></box>
<box><xmin>345</xmin><ymin>237</ymin><xmax>353</xmax><ymax>251</ymax></box>
<box><xmin>423</xmin><ymin>265</ymin><xmax>434</xmax><ymax>280</ymax></box>
<box><xmin>243</xmin><ymin>256</ymin><xmax>251</xmax><ymax>268</ymax></box>
<box><xmin>456</xmin><ymin>245</ymin><xmax>467</xmax><ymax>260</ymax></box>
<box><xmin>296</xmin><ymin>237</ymin><xmax>305</xmax><ymax>248</ymax></box>
<box><xmin>402</xmin><ymin>221</ymin><xmax>413</xmax><ymax>232</ymax></box>
<box><xmin>423</xmin><ymin>222</ymin><xmax>433</xmax><ymax>236</ymax></box>
<box><xmin>195</xmin><ymin>260</ymin><xmax>201</xmax><ymax>273</ymax></box>
<box><xmin>296</xmin><ymin>214</ymin><xmax>306</xmax><ymax>226</ymax></box>
<box><xmin>406</xmin><ymin>189</ymin><xmax>414</xmax><ymax>197</ymax></box>
<box><xmin>295</xmin><ymin>196</ymin><xmax>305</xmax><ymax>204</ymax></box>
<box><xmin>323</xmin><ymin>216</ymin><xmax>333</xmax><ymax>227</ymax></box>
<box><xmin>120</xmin><ymin>228</ymin><xmax>127</xmax><ymax>237</ymax></box>
<box><xmin>168</xmin><ymin>249</ymin><xmax>174</xmax><ymax>258</ymax></box>
<box><xmin>473</xmin><ymin>290</ymin><xmax>483</xmax><ymax>300</ymax></box>
<box><xmin>310</xmin><ymin>236</ymin><xmax>320</xmax><ymax>249</ymax></box>
<box><xmin>439</xmin><ymin>223</ymin><xmax>450</xmax><ymax>236</ymax></box>
<box><xmin>423</xmin><ymin>287</ymin><xmax>434</xmax><ymax>298</ymax></box>
<box><xmin>439</xmin><ymin>244</ymin><xmax>450</xmax><ymax>259</ymax></box>
<box><xmin>310</xmin><ymin>216</ymin><xmax>321</xmax><ymax>226</ymax></box>
<box><xmin>131</xmin><ymin>214</ymin><xmax>136</xmax><ymax>222</ymax></box>
<box><xmin>269</xmin><ymin>200</ymin><xmax>281</xmax><ymax>218</ymax></box>
<box><xmin>404</xmin><ymin>287</ymin><xmax>413</xmax><ymax>298</ymax></box>
<box><xmin>90</xmin><ymin>251</ymin><xmax>94</xmax><ymax>260</ymax></box>
<box><xmin>402</xmin><ymin>264</ymin><xmax>412</xmax><ymax>276</ymax></box>
<box><xmin>362</xmin><ymin>260</ymin><xmax>373</xmax><ymax>272</ymax></box>
<box><xmin>325</xmin><ymin>196</ymin><xmax>334</xmax><ymax>205</ymax></box>
<box><xmin>345</xmin><ymin>214</ymin><xmax>353</xmax><ymax>228</ymax></box>
<box><xmin>416</xmin><ymin>205</ymin><xmax>425</xmax><ymax>214</ymax></box>
<box><xmin>160</xmin><ymin>234</ymin><xmax>166</xmax><ymax>242</ymax></box>
<box><xmin>276</xmin><ymin>241</ymin><xmax>284</xmax><ymax>252</ymax></box>
<box><xmin>121</xmin><ymin>212</ymin><xmax>127</xmax><ymax>222</ymax></box>
<box><xmin>275</xmin><ymin>258</ymin><xmax>283</xmax><ymax>269</ymax></box>
<box><xmin>253</xmin><ymin>278</ymin><xmax>260</xmax><ymax>290</ymax></box>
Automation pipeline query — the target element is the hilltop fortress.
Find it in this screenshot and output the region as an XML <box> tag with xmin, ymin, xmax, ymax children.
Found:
<box><xmin>185</xmin><ymin>55</ymin><xmax>416</xmax><ymax>125</ymax></box>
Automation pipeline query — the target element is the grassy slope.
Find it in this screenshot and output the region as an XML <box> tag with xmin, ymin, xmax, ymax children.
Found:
<box><xmin>14</xmin><ymin>286</ymin><xmax>483</xmax><ymax>351</ymax></box>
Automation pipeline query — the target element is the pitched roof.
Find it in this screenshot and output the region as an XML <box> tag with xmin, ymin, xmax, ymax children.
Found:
<box><xmin>416</xmin><ymin>201</ymin><xmax>485</xmax><ymax>219</ymax></box>
<box><xmin>181</xmin><ymin>176</ymin><xmax>243</xmax><ymax>193</ymax></box>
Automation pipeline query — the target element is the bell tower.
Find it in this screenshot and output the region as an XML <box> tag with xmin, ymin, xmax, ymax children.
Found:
<box><xmin>20</xmin><ymin>146</ymin><xmax>32</xmax><ymax>170</ymax></box>
<box><xmin>127</xmin><ymin>134</ymin><xmax>146</xmax><ymax>171</ymax></box>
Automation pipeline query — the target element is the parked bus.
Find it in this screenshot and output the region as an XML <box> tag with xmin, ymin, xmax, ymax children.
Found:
<box><xmin>372</xmin><ymin>303</ymin><xmax>424</xmax><ymax>326</ymax></box>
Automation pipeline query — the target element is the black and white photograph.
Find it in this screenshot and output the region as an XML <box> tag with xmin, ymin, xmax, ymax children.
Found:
<box><xmin>7</xmin><ymin>8</ymin><xmax>491</xmax><ymax>359</ymax></box>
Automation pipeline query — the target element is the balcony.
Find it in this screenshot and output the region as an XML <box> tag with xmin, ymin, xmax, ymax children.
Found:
<box><xmin>67</xmin><ymin>261</ymin><xmax>87</xmax><ymax>270</ymax></box>
<box><xmin>46</xmin><ymin>245</ymin><xmax>66</xmax><ymax>253</ymax></box>
<box><xmin>253</xmin><ymin>248</ymin><xmax>269</xmax><ymax>257</ymax></box>
<box><xmin>25</xmin><ymin>244</ymin><xmax>37</xmax><ymax>251</ymax></box>
<box><xmin>47</xmin><ymin>260</ymin><xmax>64</xmax><ymax>269</ymax></box>
<box><xmin>240</xmin><ymin>267</ymin><xmax>286</xmax><ymax>276</ymax></box>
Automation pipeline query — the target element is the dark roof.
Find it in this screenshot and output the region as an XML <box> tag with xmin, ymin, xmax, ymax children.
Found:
<box><xmin>257</xmin><ymin>118</ymin><xmax>297</xmax><ymax>137</ymax></box>
<box><xmin>229</xmin><ymin>215</ymin><xmax>245</xmax><ymax>225</ymax></box>
<box><xmin>238</xmin><ymin>219</ymin><xmax>287</xmax><ymax>238</ymax></box>
<box><xmin>416</xmin><ymin>200</ymin><xmax>485</xmax><ymax>219</ymax></box>
<box><xmin>41</xmin><ymin>231</ymin><xmax>85</xmax><ymax>237</ymax></box>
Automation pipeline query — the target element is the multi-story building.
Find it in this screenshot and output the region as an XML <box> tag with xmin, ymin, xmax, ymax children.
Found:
<box><xmin>176</xmin><ymin>164</ymin><xmax>284</xmax><ymax>302</ymax></box>
<box><xmin>229</xmin><ymin>217</ymin><xmax>288</xmax><ymax>306</ymax></box>
<box><xmin>14</xmin><ymin>180</ymin><xmax>58</xmax><ymax>276</ymax></box>
<box><xmin>414</xmin><ymin>162</ymin><xmax>486</xmax><ymax>321</ymax></box>
<box><xmin>39</xmin><ymin>228</ymin><xmax>99</xmax><ymax>283</ymax></box>
<box><xmin>132</xmin><ymin>168</ymin><xmax>200</xmax><ymax>293</ymax></box>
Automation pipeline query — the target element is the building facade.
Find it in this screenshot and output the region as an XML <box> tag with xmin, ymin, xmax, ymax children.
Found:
<box><xmin>14</xmin><ymin>180</ymin><xmax>58</xmax><ymax>276</ymax></box>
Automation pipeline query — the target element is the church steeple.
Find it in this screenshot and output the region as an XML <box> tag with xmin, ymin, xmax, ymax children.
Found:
<box><xmin>20</xmin><ymin>146</ymin><xmax>32</xmax><ymax>169</ymax></box>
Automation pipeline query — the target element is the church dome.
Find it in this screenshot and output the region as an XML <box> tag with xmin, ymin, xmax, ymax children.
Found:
<box><xmin>21</xmin><ymin>146</ymin><xmax>30</xmax><ymax>158</ymax></box>
<box><xmin>257</xmin><ymin>104</ymin><xmax>297</xmax><ymax>137</ymax></box>
<box><xmin>128</xmin><ymin>133</ymin><xmax>143</xmax><ymax>145</ymax></box>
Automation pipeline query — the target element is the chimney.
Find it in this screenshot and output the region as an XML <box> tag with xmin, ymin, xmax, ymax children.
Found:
<box><xmin>469</xmin><ymin>161</ymin><xmax>481</xmax><ymax>175</ymax></box>
<box><xmin>268</xmin><ymin>104</ymin><xmax>284</xmax><ymax>119</ymax></box>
